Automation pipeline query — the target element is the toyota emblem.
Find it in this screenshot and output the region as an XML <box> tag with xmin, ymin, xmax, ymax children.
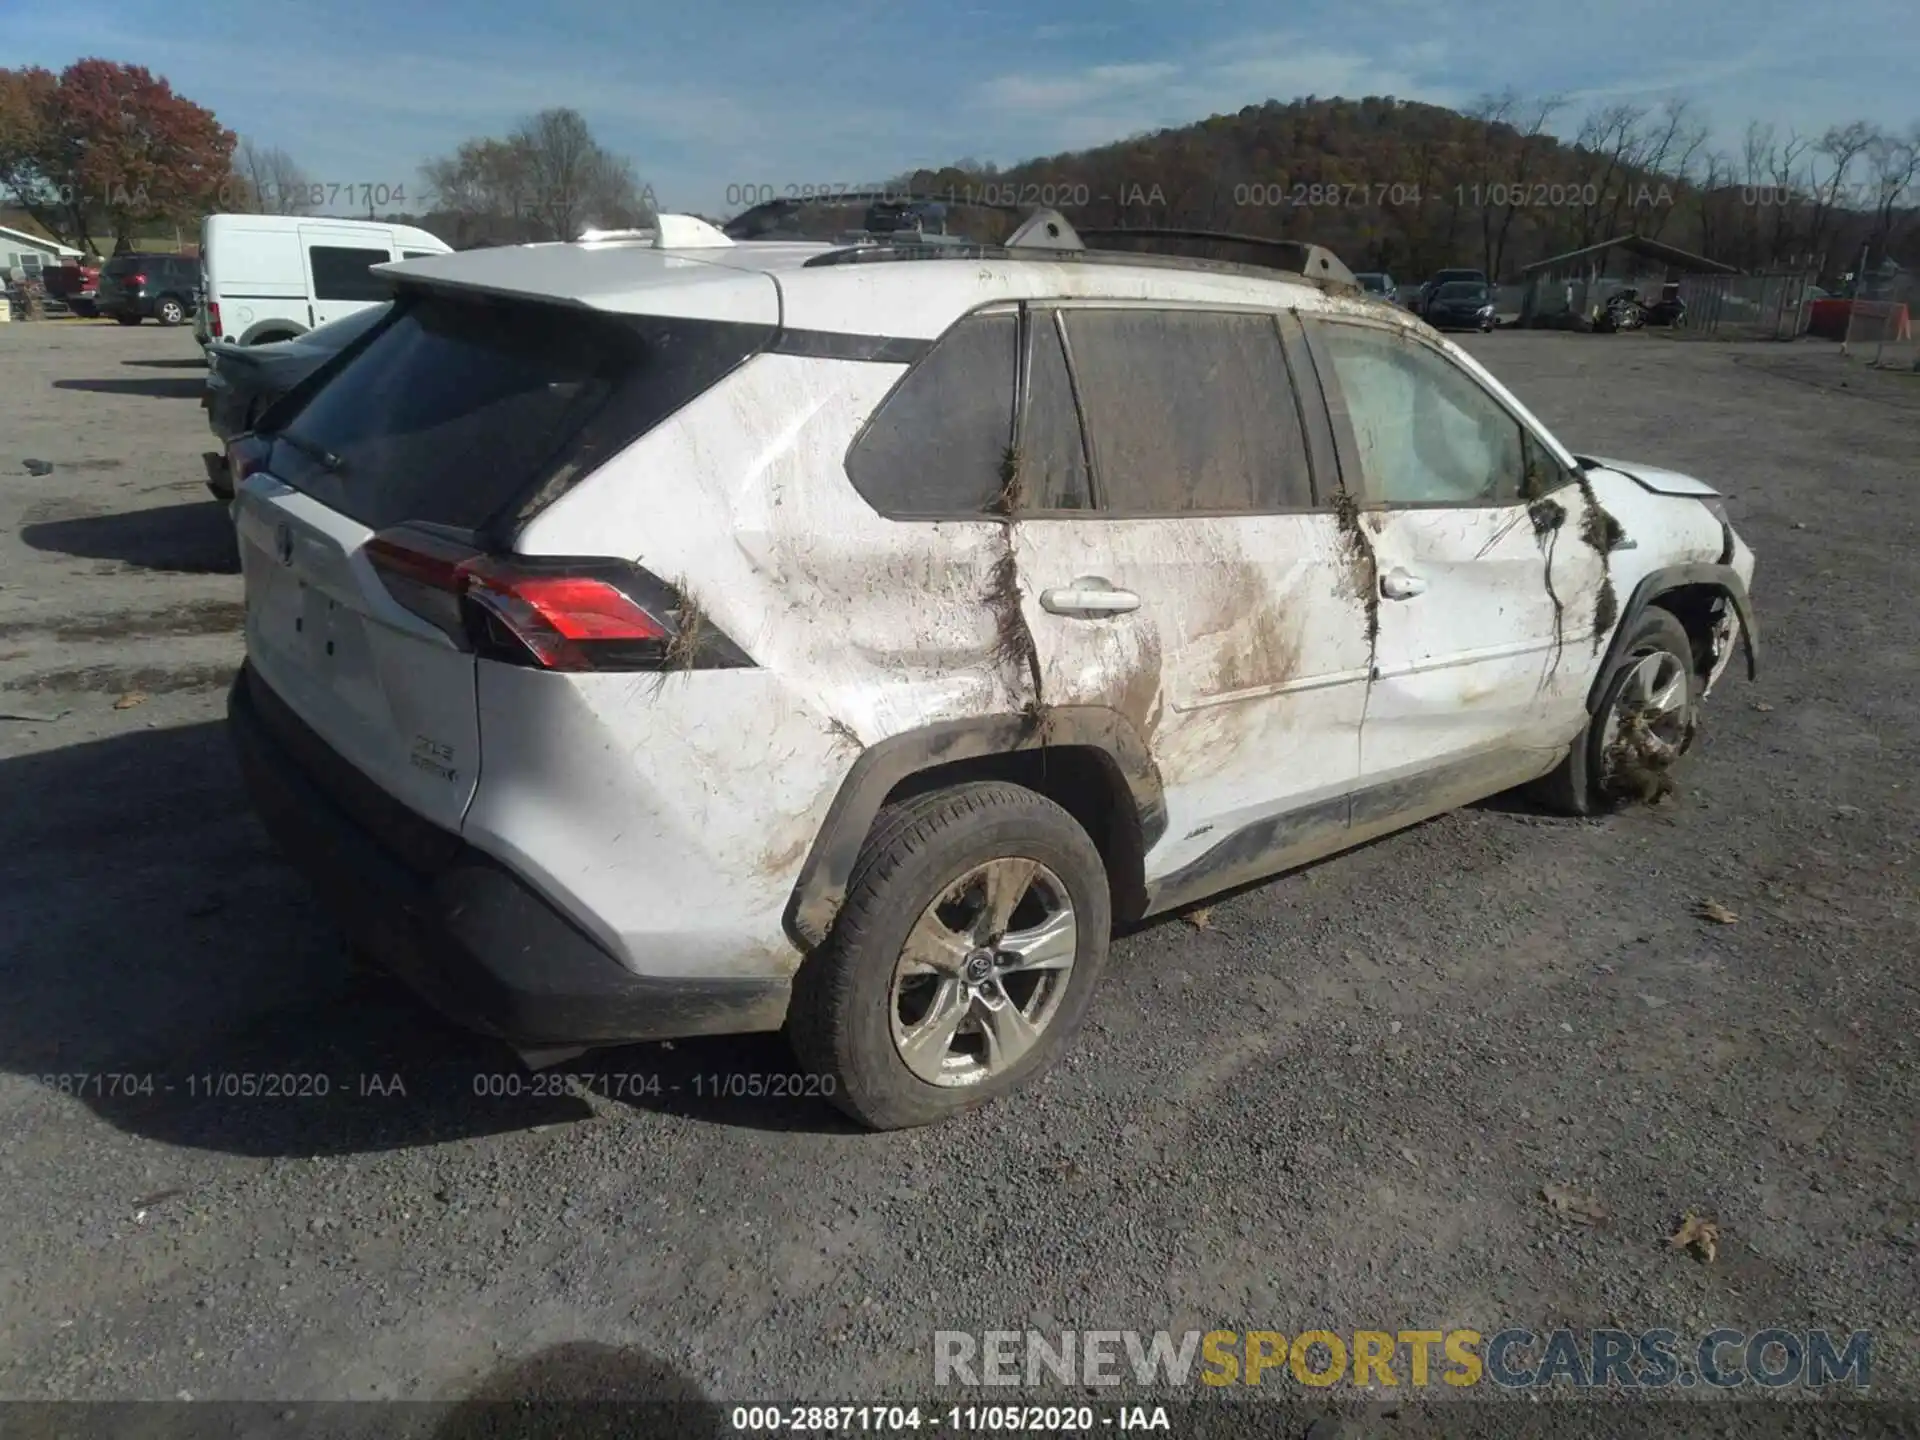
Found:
<box><xmin>274</xmin><ymin>523</ymin><xmax>295</xmax><ymax>566</ymax></box>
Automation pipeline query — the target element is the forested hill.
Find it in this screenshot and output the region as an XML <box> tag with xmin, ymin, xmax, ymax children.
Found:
<box><xmin>893</xmin><ymin>95</ymin><xmax>1918</xmax><ymax>281</ymax></box>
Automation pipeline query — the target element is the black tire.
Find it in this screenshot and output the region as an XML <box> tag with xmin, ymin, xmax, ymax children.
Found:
<box><xmin>1533</xmin><ymin>607</ymin><xmax>1699</xmax><ymax>815</ymax></box>
<box><xmin>114</xmin><ymin>312</ymin><xmax>140</xmax><ymax>326</ymax></box>
<box><xmin>787</xmin><ymin>781</ymin><xmax>1111</xmax><ymax>1131</ymax></box>
<box><xmin>156</xmin><ymin>295</ymin><xmax>186</xmax><ymax>327</ymax></box>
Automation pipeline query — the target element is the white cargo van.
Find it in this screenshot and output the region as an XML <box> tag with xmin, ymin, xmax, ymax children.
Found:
<box><xmin>196</xmin><ymin>214</ymin><xmax>451</xmax><ymax>347</ymax></box>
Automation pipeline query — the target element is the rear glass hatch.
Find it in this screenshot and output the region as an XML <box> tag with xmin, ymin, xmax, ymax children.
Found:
<box><xmin>237</xmin><ymin>285</ymin><xmax>771</xmax><ymax>836</ymax></box>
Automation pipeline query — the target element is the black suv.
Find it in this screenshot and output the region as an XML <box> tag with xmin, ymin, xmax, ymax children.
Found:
<box><xmin>96</xmin><ymin>253</ymin><xmax>200</xmax><ymax>327</ymax></box>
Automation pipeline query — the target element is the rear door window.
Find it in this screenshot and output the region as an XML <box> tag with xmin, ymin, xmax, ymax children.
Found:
<box><xmin>844</xmin><ymin>310</ymin><xmax>1017</xmax><ymax>516</ymax></box>
<box><xmin>1058</xmin><ymin>308</ymin><xmax>1314</xmax><ymax>513</ymax></box>
<box><xmin>268</xmin><ymin>292</ymin><xmax>770</xmax><ymax>532</ymax></box>
<box><xmin>309</xmin><ymin>245</ymin><xmax>394</xmax><ymax>302</ymax></box>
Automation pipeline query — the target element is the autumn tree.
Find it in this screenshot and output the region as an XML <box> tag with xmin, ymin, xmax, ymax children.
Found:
<box><xmin>0</xmin><ymin>60</ymin><xmax>232</xmax><ymax>253</ymax></box>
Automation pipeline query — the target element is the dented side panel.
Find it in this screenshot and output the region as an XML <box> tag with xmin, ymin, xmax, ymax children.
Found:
<box><xmin>1011</xmin><ymin>513</ymin><xmax>1369</xmax><ymax>883</ymax></box>
<box><xmin>1362</xmin><ymin>502</ymin><xmax>1584</xmax><ymax>779</ymax></box>
<box><xmin>487</xmin><ymin>353</ymin><xmax>1030</xmax><ymax>978</ymax></box>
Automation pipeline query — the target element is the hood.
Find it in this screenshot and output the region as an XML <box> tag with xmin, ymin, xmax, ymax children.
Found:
<box><xmin>1576</xmin><ymin>455</ymin><xmax>1720</xmax><ymax>497</ymax></box>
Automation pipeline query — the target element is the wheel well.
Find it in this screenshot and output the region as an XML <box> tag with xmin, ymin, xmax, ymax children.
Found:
<box><xmin>1649</xmin><ymin>584</ymin><xmax>1732</xmax><ymax>679</ymax></box>
<box><xmin>880</xmin><ymin>746</ymin><xmax>1149</xmax><ymax>923</ymax></box>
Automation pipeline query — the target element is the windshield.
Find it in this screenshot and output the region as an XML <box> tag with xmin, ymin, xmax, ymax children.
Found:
<box><xmin>1436</xmin><ymin>282</ymin><xmax>1489</xmax><ymax>301</ymax></box>
<box><xmin>1357</xmin><ymin>274</ymin><xmax>1389</xmax><ymax>293</ymax></box>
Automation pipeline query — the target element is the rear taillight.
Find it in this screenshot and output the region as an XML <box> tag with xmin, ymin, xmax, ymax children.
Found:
<box><xmin>363</xmin><ymin>524</ymin><xmax>748</xmax><ymax>673</ymax></box>
<box><xmin>208</xmin><ymin>301</ymin><xmax>223</xmax><ymax>338</ymax></box>
<box><xmin>129</xmin><ymin>272</ymin><xmax>147</xmax><ymax>286</ymax></box>
<box><xmin>227</xmin><ymin>433</ymin><xmax>270</xmax><ymax>488</ymax></box>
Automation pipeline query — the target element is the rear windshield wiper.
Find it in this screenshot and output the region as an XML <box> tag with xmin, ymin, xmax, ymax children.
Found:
<box><xmin>276</xmin><ymin>430</ymin><xmax>346</xmax><ymax>474</ymax></box>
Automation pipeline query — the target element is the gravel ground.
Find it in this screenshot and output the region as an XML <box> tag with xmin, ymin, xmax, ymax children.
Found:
<box><xmin>0</xmin><ymin>319</ymin><xmax>1915</xmax><ymax>1432</ymax></box>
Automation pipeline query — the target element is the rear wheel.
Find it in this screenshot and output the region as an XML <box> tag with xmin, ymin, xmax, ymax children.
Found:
<box><xmin>787</xmin><ymin>782</ymin><xmax>1111</xmax><ymax>1130</ymax></box>
<box><xmin>1534</xmin><ymin>608</ymin><xmax>1699</xmax><ymax>815</ymax></box>
<box><xmin>156</xmin><ymin>296</ymin><xmax>186</xmax><ymax>326</ymax></box>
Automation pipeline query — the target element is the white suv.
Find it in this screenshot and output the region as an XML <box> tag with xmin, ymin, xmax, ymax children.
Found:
<box><xmin>227</xmin><ymin>213</ymin><xmax>1758</xmax><ymax>1130</ymax></box>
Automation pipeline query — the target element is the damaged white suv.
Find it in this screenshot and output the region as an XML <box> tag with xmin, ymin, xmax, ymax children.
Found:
<box><xmin>228</xmin><ymin>213</ymin><xmax>1757</xmax><ymax>1130</ymax></box>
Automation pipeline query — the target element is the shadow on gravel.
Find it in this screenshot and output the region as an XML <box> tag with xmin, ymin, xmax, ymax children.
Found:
<box><xmin>0</xmin><ymin>722</ymin><xmax>851</xmax><ymax>1156</ymax></box>
<box><xmin>52</xmin><ymin>375</ymin><xmax>205</xmax><ymax>399</ymax></box>
<box><xmin>21</xmin><ymin>500</ymin><xmax>240</xmax><ymax>573</ymax></box>
<box><xmin>426</xmin><ymin>1342</ymin><xmax>722</xmax><ymax>1440</ymax></box>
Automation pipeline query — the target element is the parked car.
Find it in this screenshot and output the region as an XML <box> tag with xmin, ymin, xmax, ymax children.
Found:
<box><xmin>96</xmin><ymin>253</ymin><xmax>200</xmax><ymax>326</ymax></box>
<box><xmin>1417</xmin><ymin>267</ymin><xmax>1490</xmax><ymax>308</ymax></box>
<box><xmin>1421</xmin><ymin>279</ymin><xmax>1497</xmax><ymax>331</ymax></box>
<box><xmin>43</xmin><ymin>259</ymin><xmax>101</xmax><ymax>316</ymax></box>
<box><xmin>202</xmin><ymin>301</ymin><xmax>394</xmax><ymax>501</ymax></box>
<box><xmin>196</xmin><ymin>213</ymin><xmax>449</xmax><ymax>349</ymax></box>
<box><xmin>226</xmin><ymin>214</ymin><xmax>1759</xmax><ymax>1131</ymax></box>
<box><xmin>1354</xmin><ymin>271</ymin><xmax>1397</xmax><ymax>300</ymax></box>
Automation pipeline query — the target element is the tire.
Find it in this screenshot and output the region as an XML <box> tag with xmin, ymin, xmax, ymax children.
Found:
<box><xmin>156</xmin><ymin>296</ymin><xmax>186</xmax><ymax>326</ymax></box>
<box><xmin>114</xmin><ymin>313</ymin><xmax>141</xmax><ymax>326</ymax></box>
<box><xmin>787</xmin><ymin>781</ymin><xmax>1112</xmax><ymax>1130</ymax></box>
<box><xmin>1533</xmin><ymin>607</ymin><xmax>1700</xmax><ymax>815</ymax></box>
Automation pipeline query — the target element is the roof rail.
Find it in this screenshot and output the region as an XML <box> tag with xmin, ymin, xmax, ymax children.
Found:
<box><xmin>1075</xmin><ymin>228</ymin><xmax>1357</xmax><ymax>287</ymax></box>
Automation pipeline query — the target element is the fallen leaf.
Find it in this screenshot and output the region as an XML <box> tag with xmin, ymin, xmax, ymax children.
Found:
<box><xmin>113</xmin><ymin>692</ymin><xmax>149</xmax><ymax>711</ymax></box>
<box><xmin>1183</xmin><ymin>907</ymin><xmax>1213</xmax><ymax>931</ymax></box>
<box><xmin>1541</xmin><ymin>1184</ymin><xmax>1608</xmax><ymax>1225</ymax></box>
<box><xmin>1670</xmin><ymin>1212</ymin><xmax>1720</xmax><ymax>1262</ymax></box>
<box><xmin>1696</xmin><ymin>900</ymin><xmax>1739</xmax><ymax>925</ymax></box>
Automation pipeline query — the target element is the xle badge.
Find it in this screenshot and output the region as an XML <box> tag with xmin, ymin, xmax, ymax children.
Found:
<box><xmin>410</xmin><ymin>735</ymin><xmax>458</xmax><ymax>784</ymax></box>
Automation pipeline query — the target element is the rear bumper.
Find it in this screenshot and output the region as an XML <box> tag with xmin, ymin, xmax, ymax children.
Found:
<box><xmin>228</xmin><ymin>664</ymin><xmax>792</xmax><ymax>1047</ymax></box>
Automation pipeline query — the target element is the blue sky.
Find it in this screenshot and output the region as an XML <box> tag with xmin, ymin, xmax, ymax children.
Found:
<box><xmin>6</xmin><ymin>0</ymin><xmax>1918</xmax><ymax>218</ymax></box>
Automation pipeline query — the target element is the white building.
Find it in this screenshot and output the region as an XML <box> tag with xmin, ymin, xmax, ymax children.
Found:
<box><xmin>0</xmin><ymin>224</ymin><xmax>85</xmax><ymax>280</ymax></box>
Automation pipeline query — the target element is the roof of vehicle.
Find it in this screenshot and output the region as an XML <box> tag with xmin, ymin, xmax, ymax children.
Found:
<box><xmin>378</xmin><ymin>212</ymin><xmax>1409</xmax><ymax>341</ymax></box>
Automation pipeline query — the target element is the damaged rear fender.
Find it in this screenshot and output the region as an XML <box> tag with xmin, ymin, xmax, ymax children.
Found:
<box><xmin>1587</xmin><ymin>564</ymin><xmax>1759</xmax><ymax>714</ymax></box>
<box><xmin>783</xmin><ymin>708</ymin><xmax>1166</xmax><ymax>949</ymax></box>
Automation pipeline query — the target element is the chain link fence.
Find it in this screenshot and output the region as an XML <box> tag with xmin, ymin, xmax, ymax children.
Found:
<box><xmin>1841</xmin><ymin>275</ymin><xmax>1919</xmax><ymax>371</ymax></box>
<box><xmin>1678</xmin><ymin>271</ymin><xmax>1817</xmax><ymax>339</ymax></box>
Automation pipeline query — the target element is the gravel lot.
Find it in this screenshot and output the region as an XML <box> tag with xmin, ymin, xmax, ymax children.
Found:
<box><xmin>1</xmin><ymin>318</ymin><xmax>1916</xmax><ymax>1428</ymax></box>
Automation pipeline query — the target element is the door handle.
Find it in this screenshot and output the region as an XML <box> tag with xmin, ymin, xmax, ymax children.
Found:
<box><xmin>1040</xmin><ymin>578</ymin><xmax>1140</xmax><ymax>616</ymax></box>
<box><xmin>1379</xmin><ymin>568</ymin><xmax>1428</xmax><ymax>600</ymax></box>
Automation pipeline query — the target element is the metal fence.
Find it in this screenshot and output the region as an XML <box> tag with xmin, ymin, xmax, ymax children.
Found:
<box><xmin>1678</xmin><ymin>271</ymin><xmax>1817</xmax><ymax>339</ymax></box>
<box><xmin>1841</xmin><ymin>275</ymin><xmax>1919</xmax><ymax>371</ymax></box>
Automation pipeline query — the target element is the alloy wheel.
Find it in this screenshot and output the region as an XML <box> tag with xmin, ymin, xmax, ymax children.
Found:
<box><xmin>889</xmin><ymin>857</ymin><xmax>1077</xmax><ymax>1087</ymax></box>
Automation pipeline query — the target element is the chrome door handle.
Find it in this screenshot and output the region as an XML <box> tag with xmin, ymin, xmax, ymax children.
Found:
<box><xmin>1040</xmin><ymin>578</ymin><xmax>1141</xmax><ymax>616</ymax></box>
<box><xmin>1379</xmin><ymin>568</ymin><xmax>1428</xmax><ymax>600</ymax></box>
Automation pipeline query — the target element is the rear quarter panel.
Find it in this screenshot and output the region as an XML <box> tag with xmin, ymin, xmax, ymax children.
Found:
<box><xmin>499</xmin><ymin>353</ymin><xmax>1032</xmax><ymax>964</ymax></box>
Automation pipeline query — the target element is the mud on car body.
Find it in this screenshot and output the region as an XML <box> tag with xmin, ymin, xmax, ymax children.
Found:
<box><xmin>227</xmin><ymin>211</ymin><xmax>1757</xmax><ymax>1130</ymax></box>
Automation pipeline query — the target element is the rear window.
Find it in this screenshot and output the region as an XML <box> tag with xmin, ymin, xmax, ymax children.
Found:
<box><xmin>269</xmin><ymin>292</ymin><xmax>769</xmax><ymax>533</ymax></box>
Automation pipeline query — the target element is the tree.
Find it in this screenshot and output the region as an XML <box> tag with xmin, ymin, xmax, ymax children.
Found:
<box><xmin>1863</xmin><ymin>123</ymin><xmax>1920</xmax><ymax>268</ymax></box>
<box><xmin>230</xmin><ymin>138</ymin><xmax>312</xmax><ymax>215</ymax></box>
<box><xmin>0</xmin><ymin>60</ymin><xmax>232</xmax><ymax>253</ymax></box>
<box><xmin>422</xmin><ymin>109</ymin><xmax>651</xmax><ymax>244</ymax></box>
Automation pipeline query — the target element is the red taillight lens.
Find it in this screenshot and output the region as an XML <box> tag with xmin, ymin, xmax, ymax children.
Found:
<box><xmin>208</xmin><ymin>301</ymin><xmax>223</xmax><ymax>338</ymax></box>
<box><xmin>129</xmin><ymin>272</ymin><xmax>147</xmax><ymax>285</ymax></box>
<box><xmin>362</xmin><ymin>525</ymin><xmax>741</xmax><ymax>673</ymax></box>
<box><xmin>227</xmin><ymin>433</ymin><xmax>270</xmax><ymax>488</ymax></box>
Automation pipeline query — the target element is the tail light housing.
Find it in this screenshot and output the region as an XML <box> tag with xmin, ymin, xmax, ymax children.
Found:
<box><xmin>227</xmin><ymin>432</ymin><xmax>271</xmax><ymax>488</ymax></box>
<box><xmin>363</xmin><ymin>524</ymin><xmax>751</xmax><ymax>673</ymax></box>
<box><xmin>208</xmin><ymin>301</ymin><xmax>223</xmax><ymax>338</ymax></box>
<box><xmin>129</xmin><ymin>272</ymin><xmax>147</xmax><ymax>286</ymax></box>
